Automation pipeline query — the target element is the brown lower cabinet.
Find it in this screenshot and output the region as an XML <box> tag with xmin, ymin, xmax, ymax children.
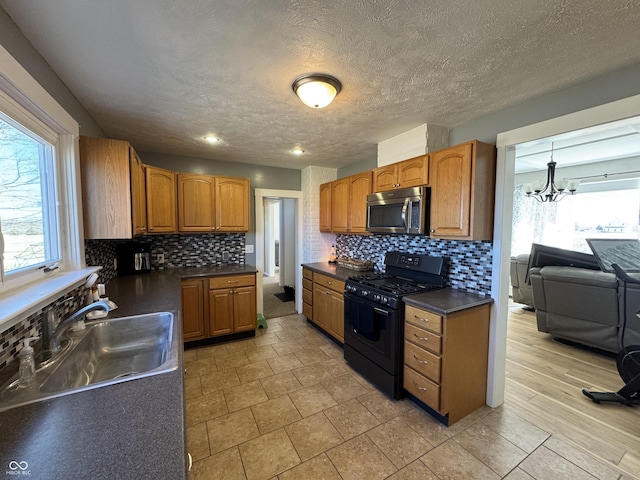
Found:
<box><xmin>302</xmin><ymin>268</ymin><xmax>345</xmax><ymax>343</ymax></box>
<box><xmin>181</xmin><ymin>273</ymin><xmax>256</xmax><ymax>342</ymax></box>
<box><xmin>403</xmin><ymin>302</ymin><xmax>490</xmax><ymax>425</ymax></box>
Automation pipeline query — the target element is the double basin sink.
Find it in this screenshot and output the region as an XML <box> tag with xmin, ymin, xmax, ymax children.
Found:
<box><xmin>0</xmin><ymin>312</ymin><xmax>179</xmax><ymax>412</ymax></box>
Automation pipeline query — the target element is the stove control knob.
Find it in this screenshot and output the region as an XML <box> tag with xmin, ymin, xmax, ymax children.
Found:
<box><xmin>373</xmin><ymin>294</ymin><xmax>381</xmax><ymax>302</ymax></box>
<box><xmin>381</xmin><ymin>297</ymin><xmax>388</xmax><ymax>305</ymax></box>
<box><xmin>361</xmin><ymin>290</ymin><xmax>369</xmax><ymax>297</ymax></box>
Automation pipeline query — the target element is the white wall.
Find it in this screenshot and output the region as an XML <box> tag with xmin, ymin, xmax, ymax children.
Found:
<box><xmin>301</xmin><ymin>166</ymin><xmax>336</xmax><ymax>263</ymax></box>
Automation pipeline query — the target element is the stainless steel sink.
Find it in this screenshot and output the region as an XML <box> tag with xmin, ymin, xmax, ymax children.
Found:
<box><xmin>0</xmin><ymin>312</ymin><xmax>179</xmax><ymax>412</ymax></box>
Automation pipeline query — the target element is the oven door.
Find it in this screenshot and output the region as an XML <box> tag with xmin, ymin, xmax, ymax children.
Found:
<box><xmin>343</xmin><ymin>293</ymin><xmax>401</xmax><ymax>375</ymax></box>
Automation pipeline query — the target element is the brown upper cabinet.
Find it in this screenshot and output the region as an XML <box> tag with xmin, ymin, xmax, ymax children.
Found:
<box><xmin>429</xmin><ymin>140</ymin><xmax>496</xmax><ymax>241</ymax></box>
<box><xmin>80</xmin><ymin>136</ymin><xmax>147</xmax><ymax>239</ymax></box>
<box><xmin>329</xmin><ymin>171</ymin><xmax>372</xmax><ymax>234</ymax></box>
<box><xmin>372</xmin><ymin>154</ymin><xmax>429</xmax><ymax>192</ymax></box>
<box><xmin>145</xmin><ymin>165</ymin><xmax>177</xmax><ymax>234</ymax></box>
<box><xmin>319</xmin><ymin>182</ymin><xmax>332</xmax><ymax>233</ymax></box>
<box><xmin>175</xmin><ymin>174</ymin><xmax>251</xmax><ymax>233</ymax></box>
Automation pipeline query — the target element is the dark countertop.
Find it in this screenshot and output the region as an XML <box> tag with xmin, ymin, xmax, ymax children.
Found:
<box><xmin>404</xmin><ymin>288</ymin><xmax>494</xmax><ymax>315</ymax></box>
<box><xmin>302</xmin><ymin>262</ymin><xmax>369</xmax><ymax>282</ymax></box>
<box><xmin>107</xmin><ymin>265</ymin><xmax>258</xmax><ymax>317</ymax></box>
<box><xmin>0</xmin><ymin>265</ymin><xmax>257</xmax><ymax>479</ymax></box>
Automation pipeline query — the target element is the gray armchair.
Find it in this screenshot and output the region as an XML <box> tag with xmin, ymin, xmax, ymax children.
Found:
<box><xmin>530</xmin><ymin>265</ymin><xmax>640</xmax><ymax>353</ymax></box>
<box><xmin>510</xmin><ymin>254</ymin><xmax>534</xmax><ymax>309</ymax></box>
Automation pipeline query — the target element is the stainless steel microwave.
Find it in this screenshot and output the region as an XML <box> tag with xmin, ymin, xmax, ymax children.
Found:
<box><xmin>366</xmin><ymin>186</ymin><xmax>430</xmax><ymax>234</ymax></box>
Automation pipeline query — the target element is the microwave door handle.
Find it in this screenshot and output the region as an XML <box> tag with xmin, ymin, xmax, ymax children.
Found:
<box><xmin>401</xmin><ymin>198</ymin><xmax>409</xmax><ymax>232</ymax></box>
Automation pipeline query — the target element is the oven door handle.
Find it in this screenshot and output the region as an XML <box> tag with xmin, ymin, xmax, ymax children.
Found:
<box><xmin>373</xmin><ymin>307</ymin><xmax>390</xmax><ymax>316</ymax></box>
<box><xmin>401</xmin><ymin>198</ymin><xmax>409</xmax><ymax>232</ymax></box>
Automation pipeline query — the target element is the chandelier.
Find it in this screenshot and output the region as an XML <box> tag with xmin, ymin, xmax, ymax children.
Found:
<box><xmin>524</xmin><ymin>143</ymin><xmax>580</xmax><ymax>202</ymax></box>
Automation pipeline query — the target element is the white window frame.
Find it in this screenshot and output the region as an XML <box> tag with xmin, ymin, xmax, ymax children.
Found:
<box><xmin>0</xmin><ymin>44</ymin><xmax>96</xmax><ymax>331</ymax></box>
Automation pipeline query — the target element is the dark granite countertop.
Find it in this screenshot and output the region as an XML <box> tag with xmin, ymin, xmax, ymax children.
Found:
<box><xmin>107</xmin><ymin>265</ymin><xmax>258</xmax><ymax>317</ymax></box>
<box><xmin>404</xmin><ymin>288</ymin><xmax>494</xmax><ymax>315</ymax></box>
<box><xmin>0</xmin><ymin>265</ymin><xmax>257</xmax><ymax>479</ymax></box>
<box><xmin>301</xmin><ymin>262</ymin><xmax>369</xmax><ymax>282</ymax></box>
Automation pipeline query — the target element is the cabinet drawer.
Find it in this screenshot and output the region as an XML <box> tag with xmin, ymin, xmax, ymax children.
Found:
<box><xmin>303</xmin><ymin>301</ymin><xmax>313</xmax><ymax>319</ymax></box>
<box><xmin>209</xmin><ymin>274</ymin><xmax>255</xmax><ymax>290</ymax></box>
<box><xmin>405</xmin><ymin>304</ymin><xmax>442</xmax><ymax>334</ymax></box>
<box><xmin>405</xmin><ymin>322</ymin><xmax>442</xmax><ymax>354</ymax></box>
<box><xmin>404</xmin><ymin>366</ymin><xmax>440</xmax><ymax>411</ymax></box>
<box><xmin>302</xmin><ymin>287</ymin><xmax>313</xmax><ymax>305</ymax></box>
<box><xmin>404</xmin><ymin>341</ymin><xmax>441</xmax><ymax>383</ymax></box>
<box><xmin>303</xmin><ymin>278</ymin><xmax>313</xmax><ymax>291</ymax></box>
<box><xmin>303</xmin><ymin>268</ymin><xmax>313</xmax><ymax>280</ymax></box>
<box><xmin>314</xmin><ymin>273</ymin><xmax>345</xmax><ymax>293</ymax></box>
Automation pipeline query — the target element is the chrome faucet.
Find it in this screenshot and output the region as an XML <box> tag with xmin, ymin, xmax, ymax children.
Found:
<box><xmin>47</xmin><ymin>300</ymin><xmax>118</xmax><ymax>354</ymax></box>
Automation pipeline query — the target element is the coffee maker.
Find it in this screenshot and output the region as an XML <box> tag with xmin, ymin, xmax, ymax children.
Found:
<box><xmin>116</xmin><ymin>242</ymin><xmax>152</xmax><ymax>275</ymax></box>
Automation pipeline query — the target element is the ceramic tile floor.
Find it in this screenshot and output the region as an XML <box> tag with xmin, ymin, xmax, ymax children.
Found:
<box><xmin>185</xmin><ymin>314</ymin><xmax>631</xmax><ymax>480</ymax></box>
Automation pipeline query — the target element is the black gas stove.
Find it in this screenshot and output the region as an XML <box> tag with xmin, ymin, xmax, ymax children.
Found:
<box><xmin>343</xmin><ymin>252</ymin><xmax>446</xmax><ymax>399</ymax></box>
<box><xmin>344</xmin><ymin>252</ymin><xmax>445</xmax><ymax>308</ymax></box>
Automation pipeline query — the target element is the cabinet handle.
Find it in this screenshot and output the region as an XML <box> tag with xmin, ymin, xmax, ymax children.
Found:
<box><xmin>413</xmin><ymin>355</ymin><xmax>429</xmax><ymax>364</ymax></box>
<box><xmin>228</xmin><ymin>280</ymin><xmax>239</xmax><ymax>284</ymax></box>
<box><xmin>415</xmin><ymin>315</ymin><xmax>429</xmax><ymax>323</ymax></box>
<box><xmin>412</xmin><ymin>381</ymin><xmax>428</xmax><ymax>391</ymax></box>
<box><xmin>430</xmin><ymin>229</ymin><xmax>435</xmax><ymax>234</ymax></box>
<box><xmin>413</xmin><ymin>333</ymin><xmax>429</xmax><ymax>341</ymax></box>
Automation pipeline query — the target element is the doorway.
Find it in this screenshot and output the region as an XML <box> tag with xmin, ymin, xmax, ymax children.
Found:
<box><xmin>487</xmin><ymin>93</ymin><xmax>640</xmax><ymax>407</ymax></box>
<box><xmin>254</xmin><ymin>188</ymin><xmax>303</xmax><ymax>320</ymax></box>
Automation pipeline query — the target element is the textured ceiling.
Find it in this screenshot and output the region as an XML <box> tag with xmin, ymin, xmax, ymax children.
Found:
<box><xmin>2</xmin><ymin>0</ymin><xmax>640</xmax><ymax>170</ymax></box>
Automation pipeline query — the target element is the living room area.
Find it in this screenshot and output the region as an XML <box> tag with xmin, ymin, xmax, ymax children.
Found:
<box><xmin>504</xmin><ymin>113</ymin><xmax>640</xmax><ymax>477</ymax></box>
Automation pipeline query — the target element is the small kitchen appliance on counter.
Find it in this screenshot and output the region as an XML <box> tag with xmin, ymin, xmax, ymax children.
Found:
<box><xmin>343</xmin><ymin>251</ymin><xmax>446</xmax><ymax>399</ymax></box>
<box><xmin>116</xmin><ymin>242</ymin><xmax>152</xmax><ymax>276</ymax></box>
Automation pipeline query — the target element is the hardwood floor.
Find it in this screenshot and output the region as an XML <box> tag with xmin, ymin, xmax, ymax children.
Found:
<box><xmin>505</xmin><ymin>303</ymin><xmax>640</xmax><ymax>477</ymax></box>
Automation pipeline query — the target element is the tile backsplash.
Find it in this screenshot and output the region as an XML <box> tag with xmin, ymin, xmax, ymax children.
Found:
<box><xmin>337</xmin><ymin>234</ymin><xmax>493</xmax><ymax>295</ymax></box>
<box><xmin>0</xmin><ymin>285</ymin><xmax>88</xmax><ymax>375</ymax></box>
<box><xmin>85</xmin><ymin>233</ymin><xmax>246</xmax><ymax>284</ymax></box>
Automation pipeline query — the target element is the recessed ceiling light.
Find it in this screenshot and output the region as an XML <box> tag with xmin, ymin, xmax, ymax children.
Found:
<box><xmin>292</xmin><ymin>148</ymin><xmax>305</xmax><ymax>155</ymax></box>
<box><xmin>204</xmin><ymin>135</ymin><xmax>220</xmax><ymax>144</ymax></box>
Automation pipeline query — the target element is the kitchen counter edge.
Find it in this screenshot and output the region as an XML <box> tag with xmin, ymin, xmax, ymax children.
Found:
<box><xmin>403</xmin><ymin>288</ymin><xmax>493</xmax><ymax>315</ymax></box>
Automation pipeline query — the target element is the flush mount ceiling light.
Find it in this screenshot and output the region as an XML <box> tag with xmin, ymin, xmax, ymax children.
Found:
<box><xmin>204</xmin><ymin>135</ymin><xmax>220</xmax><ymax>144</ymax></box>
<box><xmin>292</xmin><ymin>73</ymin><xmax>342</xmax><ymax>109</ymax></box>
<box><xmin>291</xmin><ymin>148</ymin><xmax>305</xmax><ymax>155</ymax></box>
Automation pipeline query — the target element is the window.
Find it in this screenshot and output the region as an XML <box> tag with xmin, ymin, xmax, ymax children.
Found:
<box><xmin>0</xmin><ymin>112</ymin><xmax>60</xmax><ymax>280</ymax></box>
<box><xmin>512</xmin><ymin>185</ymin><xmax>640</xmax><ymax>255</ymax></box>
<box><xmin>0</xmin><ymin>44</ymin><xmax>86</xmax><ymax>327</ymax></box>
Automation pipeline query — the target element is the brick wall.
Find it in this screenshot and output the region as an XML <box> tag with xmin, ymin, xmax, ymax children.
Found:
<box><xmin>301</xmin><ymin>166</ymin><xmax>337</xmax><ymax>263</ymax></box>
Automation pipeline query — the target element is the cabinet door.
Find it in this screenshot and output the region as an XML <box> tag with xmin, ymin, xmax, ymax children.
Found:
<box><xmin>233</xmin><ymin>286</ymin><xmax>257</xmax><ymax>332</ymax></box>
<box><xmin>372</xmin><ymin>164</ymin><xmax>398</xmax><ymax>192</ymax></box>
<box><xmin>146</xmin><ymin>165</ymin><xmax>177</xmax><ymax>233</ymax></box>
<box><xmin>330</xmin><ymin>178</ymin><xmax>349</xmax><ymax>233</ymax></box>
<box><xmin>429</xmin><ymin>143</ymin><xmax>472</xmax><ymax>237</ymax></box>
<box><xmin>209</xmin><ymin>288</ymin><xmax>234</xmax><ymax>336</ymax></box>
<box><xmin>348</xmin><ymin>171</ymin><xmax>372</xmax><ymax>233</ymax></box>
<box><xmin>181</xmin><ymin>279</ymin><xmax>206</xmax><ymax>341</ymax></box>
<box><xmin>398</xmin><ymin>155</ymin><xmax>428</xmax><ymax>188</ymax></box>
<box><xmin>80</xmin><ymin>136</ymin><xmax>135</xmax><ymax>239</ymax></box>
<box><xmin>130</xmin><ymin>148</ymin><xmax>147</xmax><ymax>236</ymax></box>
<box><xmin>215</xmin><ymin>176</ymin><xmax>250</xmax><ymax>232</ymax></box>
<box><xmin>329</xmin><ymin>290</ymin><xmax>344</xmax><ymax>343</ymax></box>
<box><xmin>313</xmin><ymin>284</ymin><xmax>331</xmax><ymax>330</ymax></box>
<box><xmin>178</xmin><ymin>174</ymin><xmax>215</xmax><ymax>232</ymax></box>
<box><xmin>319</xmin><ymin>182</ymin><xmax>332</xmax><ymax>232</ymax></box>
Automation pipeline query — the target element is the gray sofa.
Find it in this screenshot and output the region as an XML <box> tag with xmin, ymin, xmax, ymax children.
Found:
<box><xmin>530</xmin><ymin>265</ymin><xmax>640</xmax><ymax>353</ymax></box>
<box><xmin>510</xmin><ymin>254</ymin><xmax>534</xmax><ymax>309</ymax></box>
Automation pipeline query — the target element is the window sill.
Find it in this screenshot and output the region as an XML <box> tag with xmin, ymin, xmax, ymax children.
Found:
<box><xmin>0</xmin><ymin>267</ymin><xmax>101</xmax><ymax>333</ymax></box>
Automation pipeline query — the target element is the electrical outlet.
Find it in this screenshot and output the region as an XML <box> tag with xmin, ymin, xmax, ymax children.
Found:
<box><xmin>113</xmin><ymin>258</ymin><xmax>117</xmax><ymax>270</ymax></box>
<box><xmin>157</xmin><ymin>253</ymin><xmax>165</xmax><ymax>264</ymax></box>
<box><xmin>245</xmin><ymin>244</ymin><xmax>254</xmax><ymax>254</ymax></box>
<box><xmin>222</xmin><ymin>251</ymin><xmax>229</xmax><ymax>262</ymax></box>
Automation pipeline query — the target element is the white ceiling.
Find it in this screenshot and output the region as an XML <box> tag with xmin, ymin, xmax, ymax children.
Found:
<box><xmin>2</xmin><ymin>0</ymin><xmax>640</xmax><ymax>170</ymax></box>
